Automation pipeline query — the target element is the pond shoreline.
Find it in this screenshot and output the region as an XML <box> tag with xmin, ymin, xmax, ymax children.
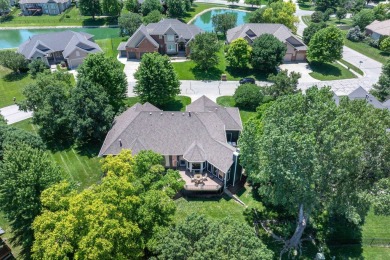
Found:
<box><xmin>186</xmin><ymin>7</ymin><xmax>252</xmax><ymax>24</ymax></box>
<box><xmin>0</xmin><ymin>25</ymin><xmax>119</xmax><ymax>30</ymax></box>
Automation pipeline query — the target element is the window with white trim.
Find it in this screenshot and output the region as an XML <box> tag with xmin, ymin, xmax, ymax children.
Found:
<box><xmin>168</xmin><ymin>44</ymin><xmax>176</xmax><ymax>51</ymax></box>
<box><xmin>167</xmin><ymin>34</ymin><xmax>174</xmax><ymax>41</ymax></box>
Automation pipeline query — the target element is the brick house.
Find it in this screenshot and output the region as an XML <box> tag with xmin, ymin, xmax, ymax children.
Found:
<box><xmin>118</xmin><ymin>19</ymin><xmax>203</xmax><ymax>60</ymax></box>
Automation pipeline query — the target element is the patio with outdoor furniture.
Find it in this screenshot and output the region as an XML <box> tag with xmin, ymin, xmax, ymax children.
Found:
<box><xmin>180</xmin><ymin>170</ymin><xmax>222</xmax><ymax>191</ymax></box>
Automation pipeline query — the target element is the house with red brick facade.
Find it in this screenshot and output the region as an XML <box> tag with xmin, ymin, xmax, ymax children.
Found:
<box><xmin>118</xmin><ymin>19</ymin><xmax>203</xmax><ymax>60</ymax></box>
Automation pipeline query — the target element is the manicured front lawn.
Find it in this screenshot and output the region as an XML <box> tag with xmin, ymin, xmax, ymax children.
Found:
<box><xmin>344</xmin><ymin>37</ymin><xmax>390</xmax><ymax>64</ymax></box>
<box><xmin>0</xmin><ymin>5</ymin><xmax>117</xmax><ymax>27</ymax></box>
<box><xmin>339</xmin><ymin>59</ymin><xmax>364</xmax><ymax>76</ymax></box>
<box><xmin>216</xmin><ymin>96</ymin><xmax>256</xmax><ymax>123</ymax></box>
<box><xmin>0</xmin><ymin>66</ymin><xmax>32</xmax><ymax>108</ymax></box>
<box><xmin>96</xmin><ymin>37</ymin><xmax>127</xmax><ymax>58</ymax></box>
<box><xmin>12</xmin><ymin>119</ymin><xmax>102</xmax><ymax>190</ymax></box>
<box><xmin>309</xmin><ymin>61</ymin><xmax>357</xmax><ymax>80</ymax></box>
<box><xmin>124</xmin><ymin>96</ymin><xmax>191</xmax><ymax>111</ymax></box>
<box><xmin>173</xmin><ymin>46</ymin><xmax>270</xmax><ymax>81</ymax></box>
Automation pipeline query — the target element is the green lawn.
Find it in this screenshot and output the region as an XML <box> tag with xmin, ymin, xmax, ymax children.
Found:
<box><xmin>124</xmin><ymin>96</ymin><xmax>191</xmax><ymax>111</ymax></box>
<box><xmin>182</xmin><ymin>3</ymin><xmax>227</xmax><ymax>23</ymax></box>
<box><xmin>0</xmin><ymin>66</ymin><xmax>32</xmax><ymax>108</ymax></box>
<box><xmin>339</xmin><ymin>59</ymin><xmax>364</xmax><ymax>76</ymax></box>
<box><xmin>12</xmin><ymin>119</ymin><xmax>102</xmax><ymax>190</ymax></box>
<box><xmin>344</xmin><ymin>36</ymin><xmax>390</xmax><ymax>64</ymax></box>
<box><xmin>298</xmin><ymin>1</ymin><xmax>316</xmax><ymax>10</ymax></box>
<box><xmin>96</xmin><ymin>37</ymin><xmax>127</xmax><ymax>58</ymax></box>
<box><xmin>301</xmin><ymin>15</ymin><xmax>353</xmax><ymax>28</ymax></box>
<box><xmin>216</xmin><ymin>96</ymin><xmax>256</xmax><ymax>123</ymax></box>
<box><xmin>173</xmin><ymin>46</ymin><xmax>270</xmax><ymax>81</ymax></box>
<box><xmin>309</xmin><ymin>61</ymin><xmax>357</xmax><ymax>80</ymax></box>
<box><xmin>0</xmin><ymin>5</ymin><xmax>118</xmax><ymax>27</ymax></box>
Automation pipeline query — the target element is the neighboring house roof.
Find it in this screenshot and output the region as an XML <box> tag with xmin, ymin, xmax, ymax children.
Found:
<box><xmin>382</xmin><ymin>99</ymin><xmax>390</xmax><ymax>108</ymax></box>
<box><xmin>226</xmin><ymin>23</ymin><xmax>307</xmax><ymax>51</ymax></box>
<box><xmin>18</xmin><ymin>30</ymin><xmax>101</xmax><ymax>59</ymax></box>
<box><xmin>117</xmin><ymin>41</ymin><xmax>127</xmax><ymax>51</ymax></box>
<box><xmin>365</xmin><ymin>20</ymin><xmax>390</xmax><ymax>36</ymax></box>
<box><xmin>342</xmin><ymin>86</ymin><xmax>385</xmax><ymax>109</ymax></box>
<box><xmin>186</xmin><ymin>96</ymin><xmax>243</xmax><ymax>131</ymax></box>
<box><xmin>124</xmin><ymin>19</ymin><xmax>203</xmax><ymax>49</ymax></box>
<box><xmin>19</xmin><ymin>0</ymin><xmax>69</xmax><ymax>4</ymax></box>
<box><xmin>99</xmin><ymin>98</ymin><xmax>241</xmax><ymax>173</ymax></box>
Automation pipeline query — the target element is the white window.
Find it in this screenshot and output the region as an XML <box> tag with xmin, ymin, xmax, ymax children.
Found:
<box><xmin>167</xmin><ymin>34</ymin><xmax>174</xmax><ymax>41</ymax></box>
<box><xmin>76</xmin><ymin>51</ymin><xmax>80</xmax><ymax>57</ymax></box>
<box><xmin>168</xmin><ymin>44</ymin><xmax>176</xmax><ymax>51</ymax></box>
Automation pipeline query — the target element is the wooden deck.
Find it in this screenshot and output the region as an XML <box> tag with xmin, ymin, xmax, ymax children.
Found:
<box><xmin>179</xmin><ymin>170</ymin><xmax>223</xmax><ymax>191</ymax></box>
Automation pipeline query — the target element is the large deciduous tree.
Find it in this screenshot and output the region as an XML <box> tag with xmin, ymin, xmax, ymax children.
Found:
<box><xmin>211</xmin><ymin>13</ymin><xmax>237</xmax><ymax>36</ymax></box>
<box><xmin>32</xmin><ymin>150</ymin><xmax>184</xmax><ymax>259</ymax></box>
<box><xmin>189</xmin><ymin>32</ymin><xmax>221</xmax><ymax>70</ymax></box>
<box><xmin>233</xmin><ymin>83</ymin><xmax>264</xmax><ymax>111</ymax></box>
<box><xmin>150</xmin><ymin>214</ymin><xmax>274</xmax><ymax>259</ymax></box>
<box><xmin>0</xmin><ymin>50</ymin><xmax>28</xmax><ymax>73</ymax></box>
<box><xmin>248</xmin><ymin>1</ymin><xmax>298</xmax><ymax>33</ymax></box>
<box><xmin>141</xmin><ymin>0</ymin><xmax>162</xmax><ymax>16</ymax></box>
<box><xmin>370</xmin><ymin>59</ymin><xmax>390</xmax><ymax>101</ymax></box>
<box><xmin>302</xmin><ymin>22</ymin><xmax>327</xmax><ymax>45</ymax></box>
<box><xmin>19</xmin><ymin>71</ymin><xmax>73</xmax><ymax>142</ymax></box>
<box><xmin>0</xmin><ymin>0</ymin><xmax>10</xmax><ymax>14</ymax></box>
<box><xmin>134</xmin><ymin>52</ymin><xmax>180</xmax><ymax>106</ymax></box>
<box><xmin>314</xmin><ymin>0</ymin><xmax>339</xmax><ymax>11</ymax></box>
<box><xmin>244</xmin><ymin>0</ymin><xmax>261</xmax><ymax>7</ymax></box>
<box><xmin>78</xmin><ymin>0</ymin><xmax>101</xmax><ymax>19</ymax></box>
<box><xmin>102</xmin><ymin>0</ymin><xmax>121</xmax><ymax>16</ymax></box>
<box><xmin>77</xmin><ymin>53</ymin><xmax>127</xmax><ymax>113</ymax></box>
<box><xmin>353</xmin><ymin>9</ymin><xmax>375</xmax><ymax>31</ymax></box>
<box><xmin>251</xmin><ymin>34</ymin><xmax>286</xmax><ymax>72</ymax></box>
<box><xmin>307</xmin><ymin>26</ymin><xmax>343</xmax><ymax>63</ymax></box>
<box><xmin>226</xmin><ymin>38</ymin><xmax>252</xmax><ymax>68</ymax></box>
<box><xmin>166</xmin><ymin>0</ymin><xmax>187</xmax><ymax>17</ymax></box>
<box><xmin>118</xmin><ymin>12</ymin><xmax>143</xmax><ymax>36</ymax></box>
<box><xmin>239</xmin><ymin>87</ymin><xmax>390</xmax><ymax>257</ymax></box>
<box><xmin>0</xmin><ymin>144</ymin><xmax>62</xmax><ymax>258</ymax></box>
<box><xmin>266</xmin><ymin>69</ymin><xmax>301</xmax><ymax>99</ymax></box>
<box><xmin>143</xmin><ymin>9</ymin><xmax>163</xmax><ymax>24</ymax></box>
<box><xmin>68</xmin><ymin>79</ymin><xmax>115</xmax><ymax>144</ymax></box>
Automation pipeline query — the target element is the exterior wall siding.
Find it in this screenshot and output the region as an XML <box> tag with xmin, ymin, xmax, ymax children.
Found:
<box><xmin>20</xmin><ymin>0</ymin><xmax>71</xmax><ymax>15</ymax></box>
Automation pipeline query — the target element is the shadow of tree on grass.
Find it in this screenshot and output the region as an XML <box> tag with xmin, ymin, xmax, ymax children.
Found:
<box><xmin>3</xmin><ymin>72</ymin><xmax>28</xmax><ymax>82</ymax></box>
<box><xmin>309</xmin><ymin>61</ymin><xmax>342</xmax><ymax>77</ymax></box>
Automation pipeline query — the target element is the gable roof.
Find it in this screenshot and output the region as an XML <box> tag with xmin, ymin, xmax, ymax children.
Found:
<box><xmin>226</xmin><ymin>23</ymin><xmax>307</xmax><ymax>51</ymax></box>
<box><xmin>125</xmin><ymin>24</ymin><xmax>159</xmax><ymax>48</ymax></box>
<box><xmin>99</xmin><ymin>97</ymin><xmax>241</xmax><ymax>173</ymax></box>
<box><xmin>186</xmin><ymin>95</ymin><xmax>243</xmax><ymax>131</ymax></box>
<box><xmin>18</xmin><ymin>30</ymin><xmax>101</xmax><ymax>59</ymax></box>
<box><xmin>146</xmin><ymin>19</ymin><xmax>203</xmax><ymax>39</ymax></box>
<box><xmin>347</xmin><ymin>86</ymin><xmax>384</xmax><ymax>109</ymax></box>
<box><xmin>366</xmin><ymin>20</ymin><xmax>390</xmax><ymax>36</ymax></box>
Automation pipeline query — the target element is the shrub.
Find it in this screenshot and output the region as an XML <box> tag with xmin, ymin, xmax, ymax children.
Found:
<box><xmin>28</xmin><ymin>59</ymin><xmax>48</xmax><ymax>78</ymax></box>
<box><xmin>233</xmin><ymin>83</ymin><xmax>264</xmax><ymax>111</ymax></box>
<box><xmin>366</xmin><ymin>37</ymin><xmax>380</xmax><ymax>48</ymax></box>
<box><xmin>323</xmin><ymin>8</ymin><xmax>333</xmax><ymax>21</ymax></box>
<box><xmin>380</xmin><ymin>37</ymin><xmax>390</xmax><ymax>52</ymax></box>
<box><xmin>65</xmin><ymin>15</ymin><xmax>70</xmax><ymax>18</ymax></box>
<box><xmin>346</xmin><ymin>26</ymin><xmax>365</xmax><ymax>42</ymax></box>
<box><xmin>311</xmin><ymin>11</ymin><xmax>324</xmax><ymax>23</ymax></box>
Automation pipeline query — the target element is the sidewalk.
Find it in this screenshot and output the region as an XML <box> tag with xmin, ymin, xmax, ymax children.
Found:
<box><xmin>0</xmin><ymin>105</ymin><xmax>32</xmax><ymax>125</ymax></box>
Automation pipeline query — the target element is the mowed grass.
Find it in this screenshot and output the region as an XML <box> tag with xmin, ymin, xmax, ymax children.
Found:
<box><xmin>216</xmin><ymin>96</ymin><xmax>256</xmax><ymax>123</ymax></box>
<box><xmin>0</xmin><ymin>66</ymin><xmax>32</xmax><ymax>107</ymax></box>
<box><xmin>339</xmin><ymin>59</ymin><xmax>364</xmax><ymax>76</ymax></box>
<box><xmin>309</xmin><ymin>61</ymin><xmax>357</xmax><ymax>80</ymax></box>
<box><xmin>344</xmin><ymin>36</ymin><xmax>390</xmax><ymax>64</ymax></box>
<box><xmin>96</xmin><ymin>37</ymin><xmax>127</xmax><ymax>58</ymax></box>
<box><xmin>298</xmin><ymin>1</ymin><xmax>316</xmax><ymax>10</ymax></box>
<box><xmin>0</xmin><ymin>212</ymin><xmax>21</xmax><ymax>258</ymax></box>
<box><xmin>182</xmin><ymin>3</ymin><xmax>227</xmax><ymax>23</ymax></box>
<box><xmin>172</xmin><ymin>46</ymin><xmax>270</xmax><ymax>81</ymax></box>
<box><xmin>124</xmin><ymin>96</ymin><xmax>191</xmax><ymax>111</ymax></box>
<box><xmin>12</xmin><ymin>119</ymin><xmax>102</xmax><ymax>190</ymax></box>
<box><xmin>0</xmin><ymin>5</ymin><xmax>118</xmax><ymax>27</ymax></box>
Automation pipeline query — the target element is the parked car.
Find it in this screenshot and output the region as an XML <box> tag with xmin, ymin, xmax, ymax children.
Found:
<box><xmin>239</xmin><ymin>77</ymin><xmax>255</xmax><ymax>84</ymax></box>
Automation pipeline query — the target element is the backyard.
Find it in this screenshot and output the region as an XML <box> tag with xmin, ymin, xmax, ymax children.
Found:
<box><xmin>216</xmin><ymin>96</ymin><xmax>256</xmax><ymax>123</ymax></box>
<box><xmin>309</xmin><ymin>61</ymin><xmax>357</xmax><ymax>80</ymax></box>
<box><xmin>0</xmin><ymin>66</ymin><xmax>31</xmax><ymax>107</ymax></box>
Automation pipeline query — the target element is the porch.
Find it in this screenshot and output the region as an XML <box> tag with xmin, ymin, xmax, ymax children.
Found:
<box><xmin>179</xmin><ymin>169</ymin><xmax>223</xmax><ymax>192</ymax></box>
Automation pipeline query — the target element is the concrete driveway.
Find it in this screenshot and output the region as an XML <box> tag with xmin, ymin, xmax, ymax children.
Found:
<box><xmin>279</xmin><ymin>62</ymin><xmax>319</xmax><ymax>83</ymax></box>
<box><xmin>118</xmin><ymin>57</ymin><xmax>140</xmax><ymax>93</ymax></box>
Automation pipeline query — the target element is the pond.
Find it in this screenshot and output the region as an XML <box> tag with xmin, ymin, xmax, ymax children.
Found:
<box><xmin>0</xmin><ymin>27</ymin><xmax>120</xmax><ymax>49</ymax></box>
<box><xmin>191</xmin><ymin>9</ymin><xmax>250</xmax><ymax>32</ymax></box>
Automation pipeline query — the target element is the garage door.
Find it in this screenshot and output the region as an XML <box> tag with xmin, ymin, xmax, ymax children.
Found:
<box><xmin>68</xmin><ymin>58</ymin><xmax>84</xmax><ymax>69</ymax></box>
<box><xmin>120</xmin><ymin>50</ymin><xmax>127</xmax><ymax>57</ymax></box>
<box><xmin>296</xmin><ymin>52</ymin><xmax>306</xmax><ymax>61</ymax></box>
<box><xmin>284</xmin><ymin>53</ymin><xmax>292</xmax><ymax>62</ymax></box>
<box><xmin>128</xmin><ymin>52</ymin><xmax>136</xmax><ymax>59</ymax></box>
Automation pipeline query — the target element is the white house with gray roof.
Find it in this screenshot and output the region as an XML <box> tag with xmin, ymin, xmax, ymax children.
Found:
<box><xmin>19</xmin><ymin>0</ymin><xmax>71</xmax><ymax>15</ymax></box>
<box><xmin>227</xmin><ymin>23</ymin><xmax>307</xmax><ymax>62</ymax></box>
<box><xmin>18</xmin><ymin>30</ymin><xmax>102</xmax><ymax>69</ymax></box>
<box><xmin>99</xmin><ymin>96</ymin><xmax>243</xmax><ymax>192</ymax></box>
<box><xmin>118</xmin><ymin>19</ymin><xmax>203</xmax><ymax>59</ymax></box>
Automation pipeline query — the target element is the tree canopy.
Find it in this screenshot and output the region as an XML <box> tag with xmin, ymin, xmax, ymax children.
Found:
<box><xmin>212</xmin><ymin>13</ymin><xmax>237</xmax><ymax>36</ymax></box>
<box><xmin>102</xmin><ymin>0</ymin><xmax>121</xmax><ymax>16</ymax></box>
<box><xmin>307</xmin><ymin>26</ymin><xmax>344</xmax><ymax>63</ymax></box>
<box><xmin>78</xmin><ymin>0</ymin><xmax>101</xmax><ymax>19</ymax></box>
<box><xmin>150</xmin><ymin>214</ymin><xmax>274</xmax><ymax>259</ymax></box>
<box><xmin>32</xmin><ymin>150</ymin><xmax>184</xmax><ymax>259</ymax></box>
<box><xmin>134</xmin><ymin>52</ymin><xmax>180</xmax><ymax>106</ymax></box>
<box><xmin>266</xmin><ymin>69</ymin><xmax>301</xmax><ymax>99</ymax></box>
<box><xmin>233</xmin><ymin>83</ymin><xmax>264</xmax><ymax>111</ymax></box>
<box><xmin>0</xmin><ymin>143</ymin><xmax>62</xmax><ymax>258</ymax></box>
<box><xmin>239</xmin><ymin>87</ymin><xmax>390</xmax><ymax>256</ymax></box>
<box><xmin>143</xmin><ymin>9</ymin><xmax>163</xmax><ymax>24</ymax></box>
<box><xmin>141</xmin><ymin>0</ymin><xmax>162</xmax><ymax>16</ymax></box>
<box><xmin>0</xmin><ymin>50</ymin><xmax>28</xmax><ymax>73</ymax></box>
<box><xmin>251</xmin><ymin>34</ymin><xmax>286</xmax><ymax>72</ymax></box>
<box><xmin>119</xmin><ymin>12</ymin><xmax>143</xmax><ymax>36</ymax></box>
<box><xmin>303</xmin><ymin>22</ymin><xmax>327</xmax><ymax>45</ymax></box>
<box><xmin>166</xmin><ymin>0</ymin><xmax>189</xmax><ymax>17</ymax></box>
<box><xmin>77</xmin><ymin>53</ymin><xmax>127</xmax><ymax>113</ymax></box>
<box><xmin>371</xmin><ymin>59</ymin><xmax>390</xmax><ymax>101</ymax></box>
<box><xmin>226</xmin><ymin>38</ymin><xmax>252</xmax><ymax>68</ymax></box>
<box><xmin>189</xmin><ymin>32</ymin><xmax>221</xmax><ymax>70</ymax></box>
<box><xmin>352</xmin><ymin>9</ymin><xmax>375</xmax><ymax>31</ymax></box>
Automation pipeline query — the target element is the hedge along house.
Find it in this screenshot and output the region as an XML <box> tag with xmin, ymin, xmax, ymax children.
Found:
<box><xmin>117</xmin><ymin>19</ymin><xmax>203</xmax><ymax>59</ymax></box>
<box><xmin>19</xmin><ymin>0</ymin><xmax>71</xmax><ymax>16</ymax></box>
<box><xmin>18</xmin><ymin>30</ymin><xmax>102</xmax><ymax>69</ymax></box>
<box><xmin>99</xmin><ymin>96</ymin><xmax>243</xmax><ymax>192</ymax></box>
<box><xmin>226</xmin><ymin>23</ymin><xmax>307</xmax><ymax>62</ymax></box>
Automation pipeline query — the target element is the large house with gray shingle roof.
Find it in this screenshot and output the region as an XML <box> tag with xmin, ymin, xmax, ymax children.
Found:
<box><xmin>99</xmin><ymin>96</ymin><xmax>243</xmax><ymax>191</ymax></box>
<box><xmin>19</xmin><ymin>0</ymin><xmax>71</xmax><ymax>15</ymax></box>
<box><xmin>118</xmin><ymin>19</ymin><xmax>203</xmax><ymax>59</ymax></box>
<box><xmin>18</xmin><ymin>30</ymin><xmax>102</xmax><ymax>69</ymax></box>
<box><xmin>227</xmin><ymin>23</ymin><xmax>307</xmax><ymax>62</ymax></box>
